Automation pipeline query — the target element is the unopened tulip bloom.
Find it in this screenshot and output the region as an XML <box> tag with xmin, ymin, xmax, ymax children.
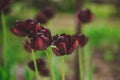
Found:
<box><xmin>28</xmin><ymin>58</ymin><xmax>49</xmax><ymax>76</ymax></box>
<box><xmin>74</xmin><ymin>33</ymin><xmax>88</xmax><ymax>47</ymax></box>
<box><xmin>0</xmin><ymin>0</ymin><xmax>13</xmax><ymax>11</ymax></box>
<box><xmin>76</xmin><ymin>8</ymin><xmax>93</xmax><ymax>23</ymax></box>
<box><xmin>35</xmin><ymin>7</ymin><xmax>56</xmax><ymax>24</ymax></box>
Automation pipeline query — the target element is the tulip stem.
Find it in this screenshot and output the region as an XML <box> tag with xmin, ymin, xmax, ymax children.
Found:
<box><xmin>31</xmin><ymin>49</ymin><xmax>40</xmax><ymax>80</ymax></box>
<box><xmin>1</xmin><ymin>11</ymin><xmax>7</xmax><ymax>68</ymax></box>
<box><xmin>45</xmin><ymin>50</ymin><xmax>55</xmax><ymax>80</ymax></box>
<box><xmin>62</xmin><ymin>56</ymin><xmax>65</xmax><ymax>80</ymax></box>
<box><xmin>79</xmin><ymin>48</ymin><xmax>83</xmax><ymax>80</ymax></box>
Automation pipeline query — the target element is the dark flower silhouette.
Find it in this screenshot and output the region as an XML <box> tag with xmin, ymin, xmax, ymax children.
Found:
<box><xmin>76</xmin><ymin>8</ymin><xmax>93</xmax><ymax>23</ymax></box>
<box><xmin>0</xmin><ymin>0</ymin><xmax>13</xmax><ymax>11</ymax></box>
<box><xmin>28</xmin><ymin>58</ymin><xmax>49</xmax><ymax>76</ymax></box>
<box><xmin>2</xmin><ymin>7</ymin><xmax>11</xmax><ymax>14</ymax></box>
<box><xmin>52</xmin><ymin>34</ymin><xmax>78</xmax><ymax>56</ymax></box>
<box><xmin>40</xmin><ymin>68</ymin><xmax>49</xmax><ymax>76</ymax></box>
<box><xmin>35</xmin><ymin>13</ymin><xmax>48</xmax><ymax>24</ymax></box>
<box><xmin>24</xmin><ymin>26</ymin><xmax>52</xmax><ymax>51</ymax></box>
<box><xmin>41</xmin><ymin>7</ymin><xmax>56</xmax><ymax>19</ymax></box>
<box><xmin>35</xmin><ymin>7</ymin><xmax>56</xmax><ymax>24</ymax></box>
<box><xmin>74</xmin><ymin>33</ymin><xmax>88</xmax><ymax>47</ymax></box>
<box><xmin>10</xmin><ymin>19</ymin><xmax>36</xmax><ymax>37</ymax></box>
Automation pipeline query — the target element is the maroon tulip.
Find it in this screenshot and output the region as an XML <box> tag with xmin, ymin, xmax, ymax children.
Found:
<box><xmin>76</xmin><ymin>8</ymin><xmax>93</xmax><ymax>23</ymax></box>
<box><xmin>35</xmin><ymin>12</ymin><xmax>48</xmax><ymax>24</ymax></box>
<box><xmin>52</xmin><ymin>34</ymin><xmax>78</xmax><ymax>56</ymax></box>
<box><xmin>41</xmin><ymin>7</ymin><xmax>56</xmax><ymax>19</ymax></box>
<box><xmin>2</xmin><ymin>7</ymin><xmax>11</xmax><ymax>14</ymax></box>
<box><xmin>74</xmin><ymin>33</ymin><xmax>88</xmax><ymax>47</ymax></box>
<box><xmin>0</xmin><ymin>0</ymin><xmax>13</xmax><ymax>11</ymax></box>
<box><xmin>24</xmin><ymin>26</ymin><xmax>52</xmax><ymax>51</ymax></box>
<box><xmin>28</xmin><ymin>58</ymin><xmax>50</xmax><ymax>76</ymax></box>
<box><xmin>10</xmin><ymin>19</ymin><xmax>36</xmax><ymax>37</ymax></box>
<box><xmin>40</xmin><ymin>68</ymin><xmax>50</xmax><ymax>76</ymax></box>
<box><xmin>35</xmin><ymin>7</ymin><xmax>56</xmax><ymax>24</ymax></box>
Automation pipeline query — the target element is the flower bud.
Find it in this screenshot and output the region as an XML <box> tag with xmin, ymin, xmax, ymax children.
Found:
<box><xmin>76</xmin><ymin>8</ymin><xmax>93</xmax><ymax>23</ymax></box>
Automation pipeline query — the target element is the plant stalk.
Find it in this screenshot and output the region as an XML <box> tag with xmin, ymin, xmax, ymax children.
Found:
<box><xmin>62</xmin><ymin>56</ymin><xmax>65</xmax><ymax>80</ymax></box>
<box><xmin>31</xmin><ymin>50</ymin><xmax>40</xmax><ymax>80</ymax></box>
<box><xmin>79</xmin><ymin>48</ymin><xmax>84</xmax><ymax>80</ymax></box>
<box><xmin>1</xmin><ymin>11</ymin><xmax>7</xmax><ymax>68</ymax></box>
<box><xmin>45</xmin><ymin>50</ymin><xmax>55</xmax><ymax>80</ymax></box>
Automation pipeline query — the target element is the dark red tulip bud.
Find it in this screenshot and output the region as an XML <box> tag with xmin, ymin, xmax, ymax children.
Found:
<box><xmin>10</xmin><ymin>19</ymin><xmax>36</xmax><ymax>37</ymax></box>
<box><xmin>40</xmin><ymin>68</ymin><xmax>50</xmax><ymax>76</ymax></box>
<box><xmin>76</xmin><ymin>8</ymin><xmax>93</xmax><ymax>23</ymax></box>
<box><xmin>35</xmin><ymin>7</ymin><xmax>56</xmax><ymax>24</ymax></box>
<box><xmin>74</xmin><ymin>33</ymin><xmax>88</xmax><ymax>47</ymax></box>
<box><xmin>0</xmin><ymin>0</ymin><xmax>13</xmax><ymax>11</ymax></box>
<box><xmin>52</xmin><ymin>34</ymin><xmax>78</xmax><ymax>56</ymax></box>
<box><xmin>24</xmin><ymin>26</ymin><xmax>52</xmax><ymax>51</ymax></box>
<box><xmin>2</xmin><ymin>7</ymin><xmax>11</xmax><ymax>14</ymax></box>
<box><xmin>28</xmin><ymin>58</ymin><xmax>49</xmax><ymax>76</ymax></box>
<box><xmin>35</xmin><ymin>13</ymin><xmax>48</xmax><ymax>24</ymax></box>
<box><xmin>41</xmin><ymin>7</ymin><xmax>56</xmax><ymax>19</ymax></box>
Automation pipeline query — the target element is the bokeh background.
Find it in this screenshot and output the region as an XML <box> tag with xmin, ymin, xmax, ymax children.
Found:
<box><xmin>0</xmin><ymin>0</ymin><xmax>120</xmax><ymax>80</ymax></box>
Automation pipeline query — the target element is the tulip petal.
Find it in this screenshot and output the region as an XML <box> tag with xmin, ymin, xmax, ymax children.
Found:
<box><xmin>10</xmin><ymin>28</ymin><xmax>26</xmax><ymax>37</ymax></box>
<box><xmin>68</xmin><ymin>39</ymin><xmax>78</xmax><ymax>54</ymax></box>
<box><xmin>52</xmin><ymin>47</ymin><xmax>63</xmax><ymax>56</ymax></box>
<box><xmin>57</xmin><ymin>42</ymin><xmax>67</xmax><ymax>54</ymax></box>
<box><xmin>23</xmin><ymin>41</ymin><xmax>32</xmax><ymax>52</ymax></box>
<box><xmin>35</xmin><ymin>38</ymin><xmax>47</xmax><ymax>50</ymax></box>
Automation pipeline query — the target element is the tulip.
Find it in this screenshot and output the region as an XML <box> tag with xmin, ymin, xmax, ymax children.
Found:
<box><xmin>42</xmin><ymin>7</ymin><xmax>56</xmax><ymax>19</ymax></box>
<box><xmin>0</xmin><ymin>0</ymin><xmax>13</xmax><ymax>11</ymax></box>
<box><xmin>10</xmin><ymin>19</ymin><xmax>36</xmax><ymax>37</ymax></box>
<box><xmin>74</xmin><ymin>33</ymin><xmax>88</xmax><ymax>47</ymax></box>
<box><xmin>28</xmin><ymin>58</ymin><xmax>49</xmax><ymax>76</ymax></box>
<box><xmin>35</xmin><ymin>13</ymin><xmax>48</xmax><ymax>24</ymax></box>
<box><xmin>52</xmin><ymin>34</ymin><xmax>78</xmax><ymax>56</ymax></box>
<box><xmin>24</xmin><ymin>26</ymin><xmax>52</xmax><ymax>51</ymax></box>
<box><xmin>35</xmin><ymin>7</ymin><xmax>56</xmax><ymax>24</ymax></box>
<box><xmin>76</xmin><ymin>8</ymin><xmax>93</xmax><ymax>23</ymax></box>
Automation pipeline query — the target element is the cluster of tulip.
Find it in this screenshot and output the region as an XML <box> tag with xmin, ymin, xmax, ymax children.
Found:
<box><xmin>10</xmin><ymin>7</ymin><xmax>93</xmax><ymax>77</ymax></box>
<box><xmin>0</xmin><ymin>0</ymin><xmax>93</xmax><ymax>79</ymax></box>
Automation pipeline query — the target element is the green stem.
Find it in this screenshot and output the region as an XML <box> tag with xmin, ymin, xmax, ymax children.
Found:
<box><xmin>1</xmin><ymin>11</ymin><xmax>7</xmax><ymax>68</ymax></box>
<box><xmin>45</xmin><ymin>50</ymin><xmax>55</xmax><ymax>80</ymax></box>
<box><xmin>62</xmin><ymin>56</ymin><xmax>65</xmax><ymax>80</ymax></box>
<box><xmin>31</xmin><ymin>50</ymin><xmax>40</xmax><ymax>80</ymax></box>
<box><xmin>79</xmin><ymin>48</ymin><xmax>83</xmax><ymax>80</ymax></box>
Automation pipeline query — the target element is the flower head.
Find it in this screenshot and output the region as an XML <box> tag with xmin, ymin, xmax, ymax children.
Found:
<box><xmin>52</xmin><ymin>34</ymin><xmax>78</xmax><ymax>56</ymax></box>
<box><xmin>35</xmin><ymin>7</ymin><xmax>56</xmax><ymax>24</ymax></box>
<box><xmin>10</xmin><ymin>19</ymin><xmax>35</xmax><ymax>37</ymax></box>
<box><xmin>10</xmin><ymin>19</ymin><xmax>41</xmax><ymax>37</ymax></box>
<box><xmin>28</xmin><ymin>58</ymin><xmax>49</xmax><ymax>76</ymax></box>
<box><xmin>76</xmin><ymin>8</ymin><xmax>93</xmax><ymax>23</ymax></box>
<box><xmin>0</xmin><ymin>0</ymin><xmax>13</xmax><ymax>11</ymax></box>
<box><xmin>24</xmin><ymin>26</ymin><xmax>52</xmax><ymax>51</ymax></box>
<box><xmin>35</xmin><ymin>13</ymin><xmax>48</xmax><ymax>24</ymax></box>
<box><xmin>41</xmin><ymin>7</ymin><xmax>56</xmax><ymax>19</ymax></box>
<box><xmin>74</xmin><ymin>33</ymin><xmax>88</xmax><ymax>47</ymax></box>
